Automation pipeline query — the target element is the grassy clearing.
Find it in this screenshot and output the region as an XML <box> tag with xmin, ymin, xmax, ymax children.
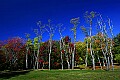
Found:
<box><xmin>0</xmin><ymin>69</ymin><xmax>120</xmax><ymax>80</ymax></box>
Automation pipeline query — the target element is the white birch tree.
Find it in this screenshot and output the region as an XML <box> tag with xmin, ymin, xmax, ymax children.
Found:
<box><xmin>84</xmin><ymin>11</ymin><xmax>98</xmax><ymax>70</ymax></box>
<box><xmin>81</xmin><ymin>26</ymin><xmax>89</xmax><ymax>68</ymax></box>
<box><xmin>58</xmin><ymin>23</ymin><xmax>65</xmax><ymax>70</ymax></box>
<box><xmin>97</xmin><ymin>15</ymin><xmax>114</xmax><ymax>70</ymax></box>
<box><xmin>45</xmin><ymin>19</ymin><xmax>56</xmax><ymax>70</ymax></box>
<box><xmin>70</xmin><ymin>17</ymin><xmax>80</xmax><ymax>69</ymax></box>
<box><xmin>25</xmin><ymin>33</ymin><xmax>30</xmax><ymax>69</ymax></box>
<box><xmin>108</xmin><ymin>18</ymin><xmax>114</xmax><ymax>70</ymax></box>
<box><xmin>34</xmin><ymin>21</ymin><xmax>45</xmax><ymax>69</ymax></box>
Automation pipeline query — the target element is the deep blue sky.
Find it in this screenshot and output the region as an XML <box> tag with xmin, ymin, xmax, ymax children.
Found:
<box><xmin>0</xmin><ymin>0</ymin><xmax>120</xmax><ymax>42</ymax></box>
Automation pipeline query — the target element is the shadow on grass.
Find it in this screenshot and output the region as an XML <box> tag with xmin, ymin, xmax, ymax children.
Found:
<box><xmin>0</xmin><ymin>70</ymin><xmax>31</xmax><ymax>79</ymax></box>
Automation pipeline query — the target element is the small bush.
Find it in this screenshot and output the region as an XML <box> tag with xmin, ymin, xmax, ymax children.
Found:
<box><xmin>114</xmin><ymin>54</ymin><xmax>120</xmax><ymax>64</ymax></box>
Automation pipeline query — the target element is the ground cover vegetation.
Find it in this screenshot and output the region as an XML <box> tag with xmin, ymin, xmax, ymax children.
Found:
<box><xmin>0</xmin><ymin>69</ymin><xmax>120</xmax><ymax>80</ymax></box>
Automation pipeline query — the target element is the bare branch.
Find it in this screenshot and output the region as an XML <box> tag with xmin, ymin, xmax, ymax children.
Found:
<box><xmin>80</xmin><ymin>26</ymin><xmax>89</xmax><ymax>37</ymax></box>
<box><xmin>108</xmin><ymin>18</ymin><xmax>114</xmax><ymax>38</ymax></box>
<box><xmin>70</xmin><ymin>17</ymin><xmax>80</xmax><ymax>25</ymax></box>
<box><xmin>25</xmin><ymin>33</ymin><xmax>30</xmax><ymax>39</ymax></box>
<box><xmin>58</xmin><ymin>23</ymin><xmax>65</xmax><ymax>37</ymax></box>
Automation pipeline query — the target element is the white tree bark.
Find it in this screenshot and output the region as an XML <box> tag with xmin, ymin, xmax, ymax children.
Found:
<box><xmin>33</xmin><ymin>49</ymin><xmax>36</xmax><ymax>69</ymax></box>
<box><xmin>70</xmin><ymin>17</ymin><xmax>79</xmax><ymax>69</ymax></box>
<box><xmin>60</xmin><ymin>39</ymin><xmax>64</xmax><ymax>70</ymax></box>
<box><xmin>34</xmin><ymin>21</ymin><xmax>45</xmax><ymax>70</ymax></box>
<box><xmin>109</xmin><ymin>18</ymin><xmax>114</xmax><ymax>70</ymax></box>
<box><xmin>45</xmin><ymin>19</ymin><xmax>55</xmax><ymax>70</ymax></box>
<box><xmin>58</xmin><ymin>24</ymin><xmax>65</xmax><ymax>70</ymax></box>
<box><xmin>49</xmin><ymin>38</ymin><xmax>52</xmax><ymax>70</ymax></box>
<box><xmin>85</xmin><ymin>39</ymin><xmax>88</xmax><ymax>68</ymax></box>
<box><xmin>37</xmin><ymin>44</ymin><xmax>40</xmax><ymax>69</ymax></box>
<box><xmin>90</xmin><ymin>26</ymin><xmax>95</xmax><ymax>70</ymax></box>
<box><xmin>26</xmin><ymin>47</ymin><xmax>28</xmax><ymax>69</ymax></box>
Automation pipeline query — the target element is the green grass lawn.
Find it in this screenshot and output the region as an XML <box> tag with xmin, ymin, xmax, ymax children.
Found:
<box><xmin>0</xmin><ymin>69</ymin><xmax>120</xmax><ymax>80</ymax></box>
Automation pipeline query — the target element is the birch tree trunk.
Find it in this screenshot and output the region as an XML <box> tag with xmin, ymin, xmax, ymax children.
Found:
<box><xmin>58</xmin><ymin>24</ymin><xmax>65</xmax><ymax>70</ymax></box>
<box><xmin>110</xmin><ymin>40</ymin><xmax>114</xmax><ymax>70</ymax></box>
<box><xmin>49</xmin><ymin>40</ymin><xmax>51</xmax><ymax>70</ymax></box>
<box><xmin>33</xmin><ymin>49</ymin><xmax>35</xmax><ymax>69</ymax></box>
<box><xmin>70</xmin><ymin>17</ymin><xmax>79</xmax><ymax>69</ymax></box>
<box><xmin>110</xmin><ymin>45</ymin><xmax>114</xmax><ymax>70</ymax></box>
<box><xmin>98</xmin><ymin>55</ymin><xmax>102</xmax><ymax>69</ymax></box>
<box><xmin>85</xmin><ymin>39</ymin><xmax>88</xmax><ymax>68</ymax></box>
<box><xmin>90</xmin><ymin>26</ymin><xmax>95</xmax><ymax>70</ymax></box>
<box><xmin>26</xmin><ymin>47</ymin><xmax>28</xmax><ymax>69</ymax></box>
<box><xmin>37</xmin><ymin>44</ymin><xmax>40</xmax><ymax>69</ymax></box>
<box><xmin>34</xmin><ymin>21</ymin><xmax>45</xmax><ymax>70</ymax></box>
<box><xmin>49</xmin><ymin>38</ymin><xmax>52</xmax><ymax>70</ymax></box>
<box><xmin>105</xmin><ymin>37</ymin><xmax>110</xmax><ymax>71</ymax></box>
<box><xmin>72</xmin><ymin>43</ymin><xmax>75</xmax><ymax>69</ymax></box>
<box><xmin>109</xmin><ymin>19</ymin><xmax>114</xmax><ymax>70</ymax></box>
<box><xmin>45</xmin><ymin>19</ymin><xmax>55</xmax><ymax>70</ymax></box>
<box><xmin>60</xmin><ymin>39</ymin><xmax>64</xmax><ymax>70</ymax></box>
<box><xmin>73</xmin><ymin>31</ymin><xmax>76</xmax><ymax>69</ymax></box>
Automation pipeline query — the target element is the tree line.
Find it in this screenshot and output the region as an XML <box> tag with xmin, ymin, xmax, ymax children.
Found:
<box><xmin>0</xmin><ymin>11</ymin><xmax>120</xmax><ymax>71</ymax></box>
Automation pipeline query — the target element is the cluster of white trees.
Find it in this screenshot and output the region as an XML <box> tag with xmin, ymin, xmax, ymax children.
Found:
<box><xmin>81</xmin><ymin>11</ymin><xmax>114</xmax><ymax>70</ymax></box>
<box><xmin>25</xmin><ymin>11</ymin><xmax>114</xmax><ymax>71</ymax></box>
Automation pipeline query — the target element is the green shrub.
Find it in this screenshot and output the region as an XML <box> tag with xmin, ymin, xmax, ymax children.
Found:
<box><xmin>114</xmin><ymin>54</ymin><xmax>120</xmax><ymax>64</ymax></box>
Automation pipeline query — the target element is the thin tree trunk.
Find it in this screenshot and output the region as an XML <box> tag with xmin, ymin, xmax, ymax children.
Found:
<box><xmin>33</xmin><ymin>49</ymin><xmax>35</xmax><ymax>69</ymax></box>
<box><xmin>49</xmin><ymin>39</ymin><xmax>52</xmax><ymax>70</ymax></box>
<box><xmin>85</xmin><ymin>40</ymin><xmax>88</xmax><ymax>68</ymax></box>
<box><xmin>106</xmin><ymin>56</ymin><xmax>109</xmax><ymax>70</ymax></box>
<box><xmin>98</xmin><ymin>55</ymin><xmax>102</xmax><ymax>69</ymax></box>
<box><xmin>102</xmin><ymin>49</ymin><xmax>107</xmax><ymax>67</ymax></box>
<box><xmin>106</xmin><ymin>39</ymin><xmax>109</xmax><ymax>70</ymax></box>
<box><xmin>72</xmin><ymin>48</ymin><xmax>75</xmax><ymax>69</ymax></box>
<box><xmin>61</xmin><ymin>51</ymin><xmax>63</xmax><ymax>70</ymax></box>
<box><xmin>90</xmin><ymin>26</ymin><xmax>95</xmax><ymax>70</ymax></box>
<box><xmin>110</xmin><ymin>39</ymin><xmax>114</xmax><ymax>70</ymax></box>
<box><xmin>66</xmin><ymin>44</ymin><xmax>70</xmax><ymax>69</ymax></box>
<box><xmin>49</xmin><ymin>53</ymin><xmax>51</xmax><ymax>70</ymax></box>
<box><xmin>72</xmin><ymin>30</ymin><xmax>76</xmax><ymax>69</ymax></box>
<box><xmin>68</xmin><ymin>43</ymin><xmax>72</xmax><ymax>69</ymax></box>
<box><xmin>67</xmin><ymin>55</ymin><xmax>70</xmax><ymax>69</ymax></box>
<box><xmin>37</xmin><ymin>44</ymin><xmax>40</xmax><ymax>69</ymax></box>
<box><xmin>108</xmin><ymin>18</ymin><xmax>114</xmax><ymax>71</ymax></box>
<box><xmin>107</xmin><ymin>56</ymin><xmax>110</xmax><ymax>70</ymax></box>
<box><xmin>92</xmin><ymin>55</ymin><xmax>95</xmax><ymax>70</ymax></box>
<box><xmin>60</xmin><ymin>39</ymin><xmax>63</xmax><ymax>70</ymax></box>
<box><xmin>110</xmin><ymin>51</ymin><xmax>114</xmax><ymax>70</ymax></box>
<box><xmin>70</xmin><ymin>18</ymin><xmax>79</xmax><ymax>69</ymax></box>
<box><xmin>103</xmin><ymin>58</ymin><xmax>105</xmax><ymax>66</ymax></box>
<box><xmin>26</xmin><ymin>48</ymin><xmax>28</xmax><ymax>69</ymax></box>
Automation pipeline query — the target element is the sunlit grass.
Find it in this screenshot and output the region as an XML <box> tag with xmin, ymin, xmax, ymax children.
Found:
<box><xmin>0</xmin><ymin>69</ymin><xmax>120</xmax><ymax>80</ymax></box>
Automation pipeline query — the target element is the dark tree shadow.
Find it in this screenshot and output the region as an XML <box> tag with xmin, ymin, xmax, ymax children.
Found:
<box><xmin>0</xmin><ymin>70</ymin><xmax>31</xmax><ymax>79</ymax></box>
